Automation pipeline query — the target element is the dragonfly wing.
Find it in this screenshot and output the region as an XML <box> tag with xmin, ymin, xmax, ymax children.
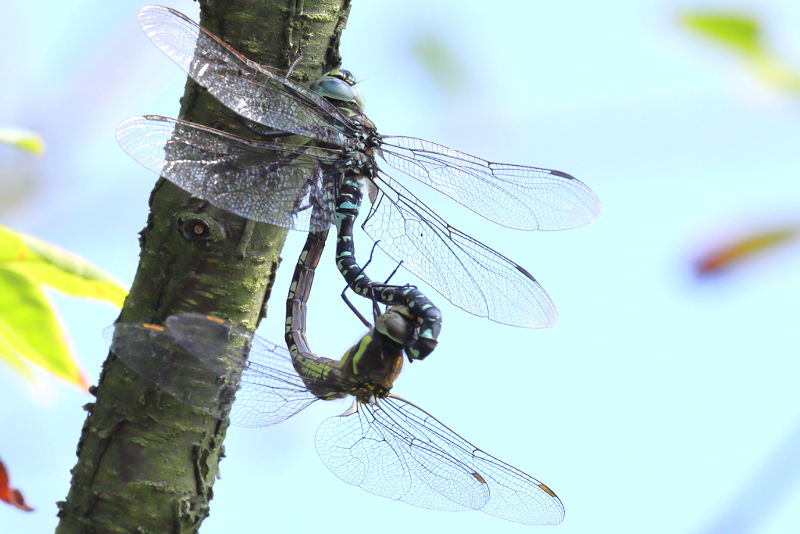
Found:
<box><xmin>164</xmin><ymin>313</ymin><xmax>320</xmax><ymax>427</ymax></box>
<box><xmin>108</xmin><ymin>317</ymin><xmax>242</xmax><ymax>418</ymax></box>
<box><xmin>378</xmin><ymin>136</ymin><xmax>601</xmax><ymax>231</ymax></box>
<box><xmin>363</xmin><ymin>175</ymin><xmax>557</xmax><ymax>328</ymax></box>
<box><xmin>109</xmin><ymin>313</ymin><xmax>318</xmax><ymax>426</ymax></box>
<box><xmin>315</xmin><ymin>400</ymin><xmax>482</xmax><ymax>511</ymax></box>
<box><xmin>117</xmin><ymin>116</ymin><xmax>338</xmax><ymax>231</ymax></box>
<box><xmin>137</xmin><ymin>5</ymin><xmax>352</xmax><ymax>147</ymax></box>
<box><xmin>381</xmin><ymin>395</ymin><xmax>565</xmax><ymax>525</ymax></box>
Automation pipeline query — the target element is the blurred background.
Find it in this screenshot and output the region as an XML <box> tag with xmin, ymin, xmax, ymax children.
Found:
<box><xmin>1</xmin><ymin>0</ymin><xmax>799</xmax><ymax>532</ymax></box>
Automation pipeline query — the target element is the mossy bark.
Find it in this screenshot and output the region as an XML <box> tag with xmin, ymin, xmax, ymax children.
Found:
<box><xmin>56</xmin><ymin>1</ymin><xmax>351</xmax><ymax>532</ymax></box>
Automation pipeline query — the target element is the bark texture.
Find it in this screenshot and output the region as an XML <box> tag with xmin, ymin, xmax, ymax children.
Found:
<box><xmin>56</xmin><ymin>1</ymin><xmax>351</xmax><ymax>532</ymax></box>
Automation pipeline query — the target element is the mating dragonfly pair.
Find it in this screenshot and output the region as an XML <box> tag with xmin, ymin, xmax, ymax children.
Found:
<box><xmin>111</xmin><ymin>4</ymin><xmax>600</xmax><ymax>525</ymax></box>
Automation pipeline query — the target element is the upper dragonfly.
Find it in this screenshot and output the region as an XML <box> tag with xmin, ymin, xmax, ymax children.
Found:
<box><xmin>117</xmin><ymin>5</ymin><xmax>601</xmax><ymax>329</ymax></box>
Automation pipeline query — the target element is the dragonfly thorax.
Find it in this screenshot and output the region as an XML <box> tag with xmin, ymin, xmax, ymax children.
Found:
<box><xmin>335</xmin><ymin>306</ymin><xmax>414</xmax><ymax>400</ymax></box>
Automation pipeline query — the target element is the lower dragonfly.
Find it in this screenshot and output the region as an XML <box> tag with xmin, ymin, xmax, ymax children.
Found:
<box><xmin>109</xmin><ymin>228</ymin><xmax>565</xmax><ymax>525</ymax></box>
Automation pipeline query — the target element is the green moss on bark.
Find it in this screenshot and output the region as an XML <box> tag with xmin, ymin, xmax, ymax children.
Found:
<box><xmin>56</xmin><ymin>1</ymin><xmax>351</xmax><ymax>532</ymax></box>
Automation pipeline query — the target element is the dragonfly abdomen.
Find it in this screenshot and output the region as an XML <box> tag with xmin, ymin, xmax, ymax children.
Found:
<box><xmin>334</xmin><ymin>173</ymin><xmax>441</xmax><ymax>360</ymax></box>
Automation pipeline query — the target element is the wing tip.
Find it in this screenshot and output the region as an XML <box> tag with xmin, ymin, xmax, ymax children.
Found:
<box><xmin>549</xmin><ymin>169</ymin><xmax>575</xmax><ymax>180</ymax></box>
<box><xmin>547</xmin><ymin>168</ymin><xmax>603</xmax><ymax>229</ymax></box>
<box><xmin>137</xmin><ymin>5</ymin><xmax>164</xmax><ymax>31</ymax></box>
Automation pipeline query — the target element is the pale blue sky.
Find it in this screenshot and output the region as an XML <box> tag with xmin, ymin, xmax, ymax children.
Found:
<box><xmin>1</xmin><ymin>1</ymin><xmax>800</xmax><ymax>533</ymax></box>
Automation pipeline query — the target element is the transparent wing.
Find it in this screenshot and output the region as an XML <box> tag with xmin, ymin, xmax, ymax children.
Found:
<box><xmin>109</xmin><ymin>313</ymin><xmax>319</xmax><ymax>426</ymax></box>
<box><xmin>315</xmin><ymin>400</ymin><xmax>487</xmax><ymax>513</ymax></box>
<box><xmin>116</xmin><ymin>115</ymin><xmax>340</xmax><ymax>231</ymax></box>
<box><xmin>379</xmin><ymin>395</ymin><xmax>565</xmax><ymax>524</ymax></box>
<box><xmin>137</xmin><ymin>5</ymin><xmax>353</xmax><ymax>147</ymax></box>
<box><xmin>316</xmin><ymin>396</ymin><xmax>564</xmax><ymax>524</ymax></box>
<box><xmin>108</xmin><ymin>316</ymin><xmax>245</xmax><ymax>418</ymax></box>
<box><xmin>165</xmin><ymin>314</ymin><xmax>323</xmax><ymax>427</ymax></box>
<box><xmin>363</xmin><ymin>174</ymin><xmax>557</xmax><ymax>328</ymax></box>
<box><xmin>378</xmin><ymin>136</ymin><xmax>601</xmax><ymax>231</ymax></box>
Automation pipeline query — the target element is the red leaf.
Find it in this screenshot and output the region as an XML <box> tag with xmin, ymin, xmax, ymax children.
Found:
<box><xmin>695</xmin><ymin>226</ymin><xmax>799</xmax><ymax>276</ymax></box>
<box><xmin>0</xmin><ymin>459</ymin><xmax>34</xmax><ymax>512</ymax></box>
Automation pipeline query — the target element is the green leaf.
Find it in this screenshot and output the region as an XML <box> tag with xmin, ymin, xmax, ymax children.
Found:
<box><xmin>680</xmin><ymin>10</ymin><xmax>800</xmax><ymax>96</ymax></box>
<box><xmin>0</xmin><ymin>128</ymin><xmax>45</xmax><ymax>156</ymax></box>
<box><xmin>680</xmin><ymin>12</ymin><xmax>761</xmax><ymax>56</ymax></box>
<box><xmin>0</xmin><ymin>226</ymin><xmax>127</xmax><ymax>388</ymax></box>
<box><xmin>410</xmin><ymin>31</ymin><xmax>468</xmax><ymax>95</ymax></box>
<box><xmin>0</xmin><ymin>269</ymin><xmax>88</xmax><ymax>389</ymax></box>
<box><xmin>0</xmin><ymin>333</ymin><xmax>35</xmax><ymax>379</ymax></box>
<box><xmin>0</xmin><ymin>225</ymin><xmax>127</xmax><ymax>307</ymax></box>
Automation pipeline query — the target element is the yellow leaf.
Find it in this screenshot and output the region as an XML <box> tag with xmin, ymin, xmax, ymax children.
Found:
<box><xmin>0</xmin><ymin>225</ymin><xmax>127</xmax><ymax>307</ymax></box>
<box><xmin>0</xmin><ymin>269</ymin><xmax>88</xmax><ymax>389</ymax></box>
<box><xmin>0</xmin><ymin>128</ymin><xmax>45</xmax><ymax>156</ymax></box>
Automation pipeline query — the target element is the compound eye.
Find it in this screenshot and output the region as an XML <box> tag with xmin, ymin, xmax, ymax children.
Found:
<box><xmin>338</xmin><ymin>69</ymin><xmax>356</xmax><ymax>85</ymax></box>
<box><xmin>311</xmin><ymin>75</ymin><xmax>356</xmax><ymax>103</ymax></box>
<box><xmin>376</xmin><ymin>309</ymin><xmax>413</xmax><ymax>345</ymax></box>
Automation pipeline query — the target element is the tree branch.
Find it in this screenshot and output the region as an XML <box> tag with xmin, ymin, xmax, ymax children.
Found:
<box><xmin>56</xmin><ymin>1</ymin><xmax>351</xmax><ymax>532</ymax></box>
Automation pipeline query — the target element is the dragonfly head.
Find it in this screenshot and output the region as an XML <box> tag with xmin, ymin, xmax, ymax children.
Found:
<box><xmin>375</xmin><ymin>306</ymin><xmax>415</xmax><ymax>347</ymax></box>
<box><xmin>377</xmin><ymin>305</ymin><xmax>435</xmax><ymax>363</ymax></box>
<box><xmin>311</xmin><ymin>68</ymin><xmax>366</xmax><ymax>111</ymax></box>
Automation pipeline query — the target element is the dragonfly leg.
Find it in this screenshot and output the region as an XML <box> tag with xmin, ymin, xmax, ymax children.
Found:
<box><xmin>285</xmin><ymin>50</ymin><xmax>303</xmax><ymax>78</ymax></box>
<box><xmin>236</xmin><ymin>220</ymin><xmax>256</xmax><ymax>258</ymax></box>
<box><xmin>340</xmin><ymin>288</ymin><xmax>373</xmax><ymax>329</ymax></box>
<box><xmin>285</xmin><ymin>1</ymin><xmax>305</xmax><ymax>78</ymax></box>
<box><xmin>338</xmin><ymin>238</ymin><xmax>385</xmax><ymax>328</ymax></box>
<box><xmin>382</xmin><ymin>258</ymin><xmax>404</xmax><ymax>285</ymax></box>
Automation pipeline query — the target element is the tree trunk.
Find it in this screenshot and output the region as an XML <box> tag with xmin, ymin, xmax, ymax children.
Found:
<box><xmin>56</xmin><ymin>1</ymin><xmax>351</xmax><ymax>531</ymax></box>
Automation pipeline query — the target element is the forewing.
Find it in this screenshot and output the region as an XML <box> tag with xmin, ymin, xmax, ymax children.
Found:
<box><xmin>315</xmin><ymin>400</ymin><xmax>484</xmax><ymax>511</ymax></box>
<box><xmin>164</xmin><ymin>313</ymin><xmax>320</xmax><ymax>427</ymax></box>
<box><xmin>108</xmin><ymin>317</ymin><xmax>243</xmax><ymax>418</ymax></box>
<box><xmin>363</xmin><ymin>175</ymin><xmax>557</xmax><ymax>328</ymax></box>
<box><xmin>108</xmin><ymin>313</ymin><xmax>318</xmax><ymax>426</ymax></box>
<box><xmin>381</xmin><ymin>395</ymin><xmax>565</xmax><ymax>525</ymax></box>
<box><xmin>137</xmin><ymin>5</ymin><xmax>352</xmax><ymax>146</ymax></box>
<box><xmin>378</xmin><ymin>136</ymin><xmax>601</xmax><ymax>230</ymax></box>
<box><xmin>116</xmin><ymin>115</ymin><xmax>338</xmax><ymax>231</ymax></box>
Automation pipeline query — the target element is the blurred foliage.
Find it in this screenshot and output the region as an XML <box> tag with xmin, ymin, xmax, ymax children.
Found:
<box><xmin>679</xmin><ymin>11</ymin><xmax>800</xmax><ymax>95</ymax></box>
<box><xmin>0</xmin><ymin>128</ymin><xmax>45</xmax><ymax>156</ymax></box>
<box><xmin>0</xmin><ymin>126</ymin><xmax>42</xmax><ymax>217</ymax></box>
<box><xmin>410</xmin><ymin>30</ymin><xmax>468</xmax><ymax>95</ymax></box>
<box><xmin>0</xmin><ymin>225</ymin><xmax>128</xmax><ymax>389</ymax></box>
<box><xmin>695</xmin><ymin>226</ymin><xmax>799</xmax><ymax>276</ymax></box>
<box><xmin>683</xmin><ymin>11</ymin><xmax>800</xmax><ymax>277</ymax></box>
<box><xmin>0</xmin><ymin>165</ymin><xmax>39</xmax><ymax>217</ymax></box>
<box><xmin>682</xmin><ymin>12</ymin><xmax>759</xmax><ymax>54</ymax></box>
<box><xmin>0</xmin><ymin>458</ymin><xmax>33</xmax><ymax>512</ymax></box>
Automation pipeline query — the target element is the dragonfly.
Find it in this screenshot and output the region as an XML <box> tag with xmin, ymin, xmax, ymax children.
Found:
<box><xmin>109</xmin><ymin>224</ymin><xmax>565</xmax><ymax>525</ymax></box>
<box><xmin>117</xmin><ymin>5</ymin><xmax>601</xmax><ymax>331</ymax></box>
